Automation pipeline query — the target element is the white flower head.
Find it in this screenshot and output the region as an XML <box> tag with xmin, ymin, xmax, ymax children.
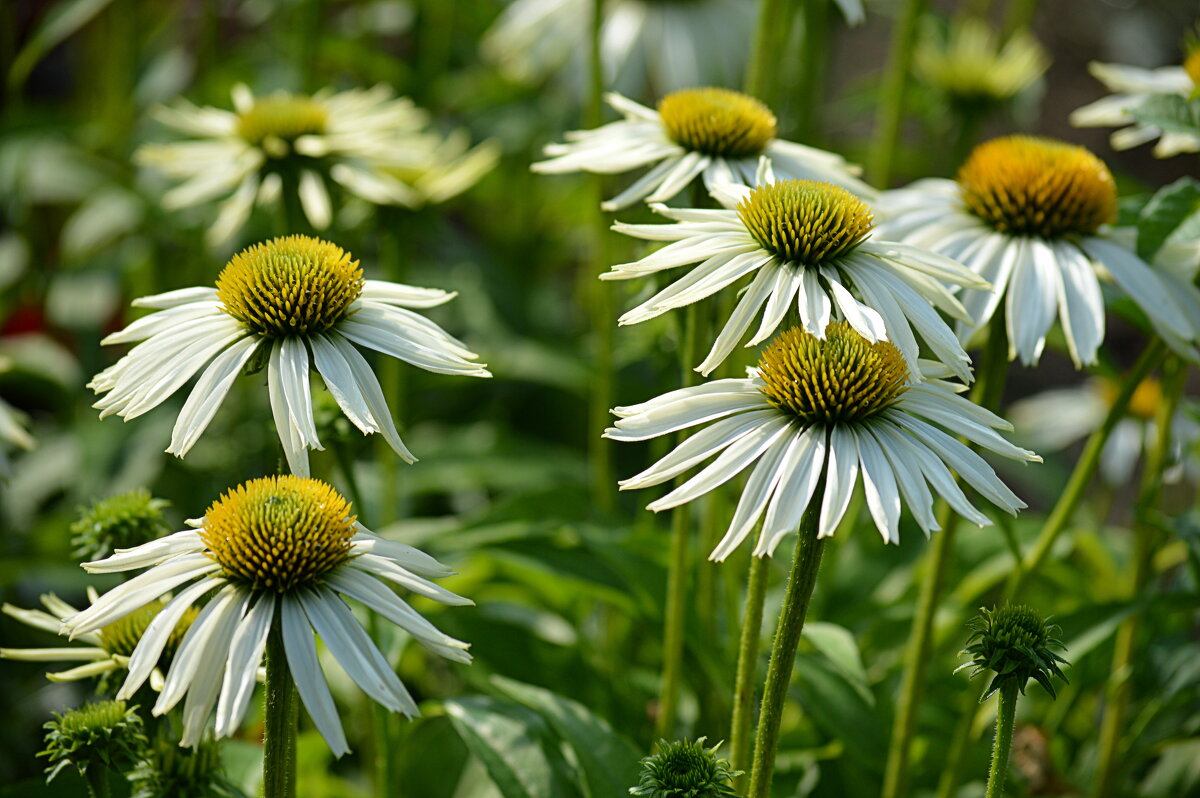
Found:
<box><xmin>1</xmin><ymin>590</ymin><xmax>197</xmax><ymax>688</ymax></box>
<box><xmin>876</xmin><ymin>135</ymin><xmax>1200</xmax><ymax>366</ymax></box>
<box><xmin>914</xmin><ymin>16</ymin><xmax>1048</xmax><ymax>106</ymax></box>
<box><xmin>1008</xmin><ymin>375</ymin><xmax>1200</xmax><ymax>486</ymax></box>
<box><xmin>606</xmin><ymin>323</ymin><xmax>1040</xmax><ymax>559</ymax></box>
<box><xmin>61</xmin><ymin>475</ymin><xmax>472</xmax><ymax>755</ymax></box>
<box><xmin>533</xmin><ymin>89</ymin><xmax>874</xmax><ymax>210</ymax></box>
<box><xmin>609</xmin><ymin>172</ymin><xmax>990</xmax><ymax>379</ymax></box>
<box><xmin>89</xmin><ymin>235</ymin><xmax>490</xmax><ymax>477</ymax></box>
<box><xmin>1070</xmin><ymin>53</ymin><xmax>1200</xmax><ymax>158</ymax></box>
<box><xmin>137</xmin><ymin>84</ymin><xmax>497</xmax><ymax>246</ymax></box>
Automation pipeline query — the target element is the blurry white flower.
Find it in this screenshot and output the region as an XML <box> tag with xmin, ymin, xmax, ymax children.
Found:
<box><xmin>1</xmin><ymin>590</ymin><xmax>197</xmax><ymax>687</ymax></box>
<box><xmin>1070</xmin><ymin>54</ymin><xmax>1200</xmax><ymax>158</ymax></box>
<box><xmin>89</xmin><ymin>235</ymin><xmax>489</xmax><ymax>476</ymax></box>
<box><xmin>914</xmin><ymin>17</ymin><xmax>1048</xmax><ymax>107</ymax></box>
<box><xmin>876</xmin><ymin>135</ymin><xmax>1200</xmax><ymax>366</ymax></box>
<box><xmin>63</xmin><ymin>476</ymin><xmax>472</xmax><ymax>754</ymax></box>
<box><xmin>534</xmin><ymin>89</ymin><xmax>872</xmax><ymax>210</ymax></box>
<box><xmin>1008</xmin><ymin>376</ymin><xmax>1199</xmax><ymax>486</ymax></box>
<box><xmin>606</xmin><ymin>323</ymin><xmax>1039</xmax><ymax>559</ymax></box>
<box><xmin>609</xmin><ymin>172</ymin><xmax>986</xmax><ymax>378</ymax></box>
<box><xmin>137</xmin><ymin>84</ymin><xmax>497</xmax><ymax>245</ymax></box>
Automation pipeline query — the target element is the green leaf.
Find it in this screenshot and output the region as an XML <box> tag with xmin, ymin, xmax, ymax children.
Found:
<box><xmin>791</xmin><ymin>651</ymin><xmax>887</xmax><ymax>774</ymax></box>
<box><xmin>492</xmin><ymin>676</ymin><xmax>642</xmax><ymax>798</ymax></box>
<box><xmin>9</xmin><ymin>0</ymin><xmax>116</xmax><ymax>91</ymax></box>
<box><xmin>443</xmin><ymin>696</ymin><xmax>579</xmax><ymax>798</ymax></box>
<box><xmin>1137</xmin><ymin>177</ymin><xmax>1200</xmax><ymax>261</ymax></box>
<box><xmin>1128</xmin><ymin>94</ymin><xmax>1200</xmax><ymax>139</ymax></box>
<box><xmin>802</xmin><ymin>622</ymin><xmax>871</xmax><ymax>704</ymax></box>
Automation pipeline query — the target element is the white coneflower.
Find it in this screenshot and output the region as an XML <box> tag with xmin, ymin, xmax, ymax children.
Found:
<box><xmin>1070</xmin><ymin>50</ymin><xmax>1200</xmax><ymax>158</ymax></box>
<box><xmin>1</xmin><ymin>591</ymin><xmax>197</xmax><ymax>687</ymax></box>
<box><xmin>913</xmin><ymin>16</ymin><xmax>1048</xmax><ymax>108</ymax></box>
<box><xmin>62</xmin><ymin>475</ymin><xmax>472</xmax><ymax>754</ymax></box>
<box><xmin>1008</xmin><ymin>376</ymin><xmax>1199</xmax><ymax>486</ymax></box>
<box><xmin>137</xmin><ymin>84</ymin><xmax>497</xmax><ymax>245</ymax></box>
<box><xmin>606</xmin><ymin>323</ymin><xmax>1039</xmax><ymax>560</ymax></box>
<box><xmin>876</xmin><ymin>135</ymin><xmax>1200</xmax><ymax>366</ymax></box>
<box><xmin>534</xmin><ymin>88</ymin><xmax>873</xmax><ymax>210</ymax></box>
<box><xmin>89</xmin><ymin>235</ymin><xmax>489</xmax><ymax>477</ymax></box>
<box><xmin>608</xmin><ymin>173</ymin><xmax>988</xmax><ymax>378</ymax></box>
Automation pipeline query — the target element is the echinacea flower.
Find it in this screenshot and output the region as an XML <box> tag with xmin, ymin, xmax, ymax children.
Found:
<box><xmin>89</xmin><ymin>235</ymin><xmax>489</xmax><ymax>476</ymax></box>
<box><xmin>609</xmin><ymin>174</ymin><xmax>988</xmax><ymax>378</ymax></box>
<box><xmin>534</xmin><ymin>89</ymin><xmax>872</xmax><ymax>210</ymax></box>
<box><xmin>913</xmin><ymin>16</ymin><xmax>1048</xmax><ymax>109</ymax></box>
<box><xmin>1</xmin><ymin>590</ymin><xmax>198</xmax><ymax>687</ymax></box>
<box><xmin>876</xmin><ymin>135</ymin><xmax>1200</xmax><ymax>366</ymax></box>
<box><xmin>137</xmin><ymin>84</ymin><xmax>497</xmax><ymax>245</ymax></box>
<box><xmin>1070</xmin><ymin>52</ymin><xmax>1200</xmax><ymax>158</ymax></box>
<box><xmin>62</xmin><ymin>475</ymin><xmax>472</xmax><ymax>754</ymax></box>
<box><xmin>606</xmin><ymin>323</ymin><xmax>1040</xmax><ymax>560</ymax></box>
<box><xmin>1007</xmin><ymin>375</ymin><xmax>1199</xmax><ymax>486</ymax></box>
<box><xmin>40</xmin><ymin>700</ymin><xmax>147</xmax><ymax>784</ymax></box>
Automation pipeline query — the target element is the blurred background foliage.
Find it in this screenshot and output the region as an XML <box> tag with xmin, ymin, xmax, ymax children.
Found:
<box><xmin>0</xmin><ymin>0</ymin><xmax>1198</xmax><ymax>796</ymax></box>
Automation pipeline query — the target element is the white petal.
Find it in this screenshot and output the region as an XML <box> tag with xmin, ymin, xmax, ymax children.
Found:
<box><xmin>818</xmin><ymin>427</ymin><xmax>860</xmax><ymax>538</ymax></box>
<box><xmin>853</xmin><ymin>428</ymin><xmax>902</xmax><ymax>544</ymax></box>
<box><xmin>281</xmin><ymin>595</ymin><xmax>350</xmax><ymax>757</ymax></box>
<box><xmin>119</xmin><ymin>577</ymin><xmax>224</xmax><ymax>699</ymax></box>
<box><xmin>215</xmin><ymin>595</ymin><xmax>275</xmax><ymax>738</ymax></box>
<box><xmin>168</xmin><ymin>336</ymin><xmax>259</xmax><ymax>456</ymax></box>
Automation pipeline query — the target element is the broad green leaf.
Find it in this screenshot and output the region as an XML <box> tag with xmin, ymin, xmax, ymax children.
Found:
<box><xmin>802</xmin><ymin>622</ymin><xmax>871</xmax><ymax>704</ymax></box>
<box><xmin>792</xmin><ymin>651</ymin><xmax>887</xmax><ymax>775</ymax></box>
<box><xmin>1128</xmin><ymin>94</ymin><xmax>1200</xmax><ymax>138</ymax></box>
<box><xmin>492</xmin><ymin>676</ymin><xmax>642</xmax><ymax>798</ymax></box>
<box><xmin>444</xmin><ymin>695</ymin><xmax>579</xmax><ymax>798</ymax></box>
<box><xmin>1137</xmin><ymin>177</ymin><xmax>1200</xmax><ymax>261</ymax></box>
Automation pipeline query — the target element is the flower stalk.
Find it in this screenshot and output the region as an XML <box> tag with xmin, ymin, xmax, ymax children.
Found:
<box><xmin>868</xmin><ymin>0</ymin><xmax>928</xmax><ymax>185</ymax></box>
<box><xmin>983</xmin><ymin>682</ymin><xmax>1018</xmax><ymax>798</ymax></box>
<box><xmin>1092</xmin><ymin>355</ymin><xmax>1184</xmax><ymax>798</ymax></box>
<box><xmin>263</xmin><ymin>625</ymin><xmax>298</xmax><ymax>798</ymax></box>
<box><xmin>746</xmin><ymin>473</ymin><xmax>827</xmax><ymax>798</ymax></box>
<box><xmin>729</xmin><ymin>554</ymin><xmax>769</xmax><ymax>777</ymax></box>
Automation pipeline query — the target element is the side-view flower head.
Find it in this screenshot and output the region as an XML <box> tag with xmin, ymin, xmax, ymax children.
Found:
<box><xmin>62</xmin><ymin>475</ymin><xmax>473</xmax><ymax>755</ymax></box>
<box><xmin>609</xmin><ymin>169</ymin><xmax>989</xmax><ymax>378</ymax></box>
<box><xmin>137</xmin><ymin>84</ymin><xmax>497</xmax><ymax>245</ymax></box>
<box><xmin>1070</xmin><ymin>45</ymin><xmax>1200</xmax><ymax>158</ymax></box>
<box><xmin>534</xmin><ymin>88</ymin><xmax>873</xmax><ymax>210</ymax></box>
<box><xmin>606</xmin><ymin>323</ymin><xmax>1040</xmax><ymax>560</ymax></box>
<box><xmin>876</xmin><ymin>135</ymin><xmax>1200</xmax><ymax>366</ymax></box>
<box><xmin>1</xmin><ymin>590</ymin><xmax>198</xmax><ymax>688</ymax></box>
<box><xmin>89</xmin><ymin>235</ymin><xmax>490</xmax><ymax>476</ymax></box>
<box><xmin>957</xmin><ymin>604</ymin><xmax>1068</xmax><ymax>700</ymax></box>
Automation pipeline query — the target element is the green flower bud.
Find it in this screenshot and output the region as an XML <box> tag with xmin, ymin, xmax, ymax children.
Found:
<box><xmin>630</xmin><ymin>737</ymin><xmax>741</xmax><ymax>798</ymax></box>
<box><xmin>40</xmin><ymin>700</ymin><xmax>147</xmax><ymax>784</ymax></box>
<box><xmin>70</xmin><ymin>490</ymin><xmax>171</xmax><ymax>562</ymax></box>
<box><xmin>958</xmin><ymin>604</ymin><xmax>1069</xmax><ymax>700</ymax></box>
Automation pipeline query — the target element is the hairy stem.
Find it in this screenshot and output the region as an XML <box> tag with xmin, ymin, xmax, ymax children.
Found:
<box><xmin>729</xmin><ymin>554</ymin><xmax>770</xmax><ymax>779</ymax></box>
<box><xmin>263</xmin><ymin>624</ymin><xmax>298</xmax><ymax>798</ymax></box>
<box><xmin>868</xmin><ymin>0</ymin><xmax>928</xmax><ymax>185</ymax></box>
<box><xmin>983</xmin><ymin>682</ymin><xmax>1018</xmax><ymax>798</ymax></box>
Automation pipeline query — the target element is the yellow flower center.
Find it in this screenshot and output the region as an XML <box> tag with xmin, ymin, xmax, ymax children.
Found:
<box><xmin>98</xmin><ymin>600</ymin><xmax>199</xmax><ymax>659</ymax></box>
<box><xmin>236</xmin><ymin>94</ymin><xmax>328</xmax><ymax>150</ymax></box>
<box><xmin>957</xmin><ymin>135</ymin><xmax>1117</xmax><ymax>238</ymax></box>
<box><xmin>657</xmin><ymin>88</ymin><xmax>777</xmax><ymax>158</ymax></box>
<box><xmin>737</xmin><ymin>180</ymin><xmax>874</xmax><ymax>266</ymax></box>
<box><xmin>200</xmin><ymin>476</ymin><xmax>356</xmax><ymax>593</ymax></box>
<box><xmin>1185</xmin><ymin>48</ymin><xmax>1200</xmax><ymax>86</ymax></box>
<box><xmin>757</xmin><ymin>323</ymin><xmax>909</xmax><ymax>425</ymax></box>
<box><xmin>216</xmin><ymin>235</ymin><xmax>363</xmax><ymax>338</ymax></box>
<box><xmin>1100</xmin><ymin>376</ymin><xmax>1161</xmax><ymax>421</ymax></box>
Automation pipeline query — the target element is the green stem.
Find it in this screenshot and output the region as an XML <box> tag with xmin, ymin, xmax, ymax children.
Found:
<box><xmin>794</xmin><ymin>0</ymin><xmax>829</xmax><ymax>142</ymax></box>
<box><xmin>83</xmin><ymin>767</ymin><xmax>111</xmax><ymax>798</ymax></box>
<box><xmin>331</xmin><ymin>440</ymin><xmax>367</xmax><ymax>518</ymax></box>
<box><xmin>880</xmin><ymin>313</ymin><xmax>1007</xmax><ymax>798</ymax></box>
<box><xmin>654</xmin><ymin>304</ymin><xmax>701</xmax><ymax>740</ymax></box>
<box><xmin>867</xmin><ymin>0</ymin><xmax>928</xmax><ymax>186</ymax></box>
<box><xmin>1092</xmin><ymin>356</ymin><xmax>1184</xmax><ymax>798</ymax></box>
<box><xmin>263</xmin><ymin>625</ymin><xmax>298</xmax><ymax>798</ymax></box>
<box><xmin>744</xmin><ymin>0</ymin><xmax>794</xmax><ymax>101</ymax></box>
<box><xmin>983</xmin><ymin>682</ymin><xmax>1018</xmax><ymax>798</ymax></box>
<box><xmin>936</xmin><ymin>339</ymin><xmax>1167</xmax><ymax>798</ymax></box>
<box><xmin>747</xmin><ymin>475</ymin><xmax>828</xmax><ymax>798</ymax></box>
<box><xmin>730</xmin><ymin>554</ymin><xmax>770</xmax><ymax>778</ymax></box>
